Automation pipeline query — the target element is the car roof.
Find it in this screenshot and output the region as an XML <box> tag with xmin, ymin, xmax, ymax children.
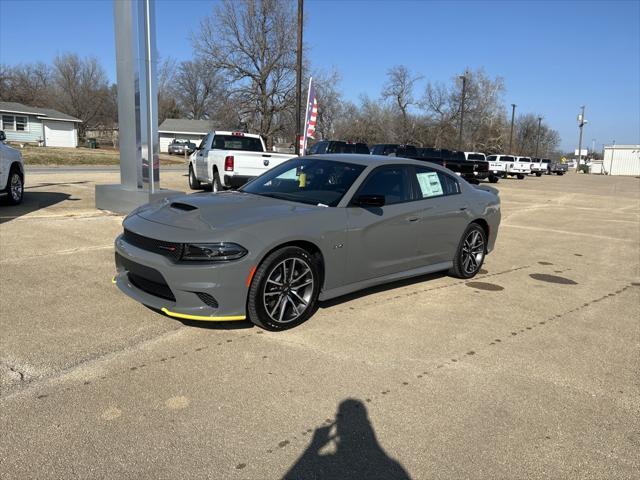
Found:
<box><xmin>304</xmin><ymin>153</ymin><xmax>453</xmax><ymax>172</ymax></box>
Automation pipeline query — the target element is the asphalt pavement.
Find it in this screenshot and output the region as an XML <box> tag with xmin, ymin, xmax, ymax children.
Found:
<box><xmin>0</xmin><ymin>169</ymin><xmax>638</xmax><ymax>479</ymax></box>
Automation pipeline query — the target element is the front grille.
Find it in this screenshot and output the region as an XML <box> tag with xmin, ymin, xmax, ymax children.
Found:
<box><xmin>123</xmin><ymin>229</ymin><xmax>183</xmax><ymax>261</ymax></box>
<box><xmin>195</xmin><ymin>292</ymin><xmax>219</xmax><ymax>308</ymax></box>
<box><xmin>128</xmin><ymin>273</ymin><xmax>176</xmax><ymax>301</ymax></box>
<box><xmin>475</xmin><ymin>162</ymin><xmax>489</xmax><ymax>172</ymax></box>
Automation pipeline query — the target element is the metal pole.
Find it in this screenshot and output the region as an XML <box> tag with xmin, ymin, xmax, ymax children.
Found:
<box><xmin>295</xmin><ymin>0</ymin><xmax>303</xmax><ymax>155</ymax></box>
<box><xmin>458</xmin><ymin>74</ymin><xmax>466</xmax><ymax>151</ymax></box>
<box><xmin>535</xmin><ymin>116</ymin><xmax>542</xmax><ymax>158</ymax></box>
<box><xmin>610</xmin><ymin>140</ymin><xmax>615</xmax><ymax>175</ymax></box>
<box><xmin>577</xmin><ymin>105</ymin><xmax>585</xmax><ymax>172</ymax></box>
<box><xmin>508</xmin><ymin>103</ymin><xmax>516</xmax><ymax>154</ymax></box>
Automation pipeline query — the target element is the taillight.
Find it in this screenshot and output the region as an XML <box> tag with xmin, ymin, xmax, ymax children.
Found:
<box><xmin>224</xmin><ymin>155</ymin><xmax>234</xmax><ymax>171</ymax></box>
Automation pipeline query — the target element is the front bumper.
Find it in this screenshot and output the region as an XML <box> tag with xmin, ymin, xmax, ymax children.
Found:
<box><xmin>113</xmin><ymin>233</ymin><xmax>251</xmax><ymax>322</ymax></box>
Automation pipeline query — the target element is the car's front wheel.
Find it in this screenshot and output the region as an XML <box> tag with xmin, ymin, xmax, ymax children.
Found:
<box><xmin>449</xmin><ymin>223</ymin><xmax>486</xmax><ymax>279</ymax></box>
<box><xmin>247</xmin><ymin>246</ymin><xmax>321</xmax><ymax>330</ymax></box>
<box><xmin>4</xmin><ymin>167</ymin><xmax>24</xmax><ymax>205</ymax></box>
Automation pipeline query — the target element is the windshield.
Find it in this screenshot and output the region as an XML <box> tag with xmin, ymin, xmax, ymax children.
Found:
<box><xmin>212</xmin><ymin>135</ymin><xmax>263</xmax><ymax>152</ymax></box>
<box><xmin>241</xmin><ymin>158</ymin><xmax>365</xmax><ymax>207</ymax></box>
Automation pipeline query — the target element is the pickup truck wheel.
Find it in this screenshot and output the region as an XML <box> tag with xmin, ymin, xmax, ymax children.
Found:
<box><xmin>212</xmin><ymin>171</ymin><xmax>223</xmax><ymax>193</ymax></box>
<box><xmin>3</xmin><ymin>167</ymin><xmax>24</xmax><ymax>205</ymax></box>
<box><xmin>450</xmin><ymin>224</ymin><xmax>486</xmax><ymax>279</ymax></box>
<box><xmin>557</xmin><ymin>172</ymin><xmax>564</xmax><ymax>176</ymax></box>
<box><xmin>517</xmin><ymin>174</ymin><xmax>525</xmax><ymax>180</ymax></box>
<box><xmin>188</xmin><ymin>165</ymin><xmax>202</xmax><ymax>190</ymax></box>
<box><xmin>488</xmin><ymin>175</ymin><xmax>499</xmax><ymax>183</ymax></box>
<box><xmin>535</xmin><ymin>172</ymin><xmax>542</xmax><ymax>177</ymax></box>
<box><xmin>247</xmin><ymin>246</ymin><xmax>321</xmax><ymax>331</ymax></box>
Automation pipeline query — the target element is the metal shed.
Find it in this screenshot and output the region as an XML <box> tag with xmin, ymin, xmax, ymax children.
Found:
<box><xmin>603</xmin><ymin>145</ymin><xmax>640</xmax><ymax>176</ymax></box>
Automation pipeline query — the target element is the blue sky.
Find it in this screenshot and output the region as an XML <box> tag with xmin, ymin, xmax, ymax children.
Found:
<box><xmin>1</xmin><ymin>0</ymin><xmax>638</xmax><ymax>151</ymax></box>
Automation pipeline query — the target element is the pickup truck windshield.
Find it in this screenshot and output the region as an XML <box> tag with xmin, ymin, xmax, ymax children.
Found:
<box><xmin>212</xmin><ymin>135</ymin><xmax>263</xmax><ymax>152</ymax></box>
<box><xmin>241</xmin><ymin>158</ymin><xmax>365</xmax><ymax>207</ymax></box>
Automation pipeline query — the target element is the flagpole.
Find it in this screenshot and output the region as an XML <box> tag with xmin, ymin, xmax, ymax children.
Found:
<box><xmin>301</xmin><ymin>77</ymin><xmax>312</xmax><ymax>156</ymax></box>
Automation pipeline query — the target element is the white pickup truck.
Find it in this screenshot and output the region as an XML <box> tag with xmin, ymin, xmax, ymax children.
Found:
<box><xmin>188</xmin><ymin>131</ymin><xmax>296</xmax><ymax>192</ymax></box>
<box><xmin>486</xmin><ymin>154</ymin><xmax>527</xmax><ymax>179</ymax></box>
<box><xmin>529</xmin><ymin>157</ymin><xmax>546</xmax><ymax>176</ymax></box>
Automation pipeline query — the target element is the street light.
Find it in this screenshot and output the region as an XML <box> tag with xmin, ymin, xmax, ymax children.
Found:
<box><xmin>458</xmin><ymin>74</ymin><xmax>467</xmax><ymax>151</ymax></box>
<box><xmin>534</xmin><ymin>116</ymin><xmax>542</xmax><ymax>158</ymax></box>
<box><xmin>508</xmin><ymin>103</ymin><xmax>516</xmax><ymax>154</ymax></box>
<box><xmin>576</xmin><ymin>105</ymin><xmax>587</xmax><ymax>170</ymax></box>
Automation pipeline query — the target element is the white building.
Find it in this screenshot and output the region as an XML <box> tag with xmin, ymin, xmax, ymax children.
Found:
<box><xmin>602</xmin><ymin>145</ymin><xmax>640</xmax><ymax>176</ymax></box>
<box><xmin>158</xmin><ymin>119</ymin><xmax>216</xmax><ymax>153</ymax></box>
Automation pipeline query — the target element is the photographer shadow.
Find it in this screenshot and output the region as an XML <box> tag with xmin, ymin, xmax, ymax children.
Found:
<box><xmin>283</xmin><ymin>398</ymin><xmax>411</xmax><ymax>480</ymax></box>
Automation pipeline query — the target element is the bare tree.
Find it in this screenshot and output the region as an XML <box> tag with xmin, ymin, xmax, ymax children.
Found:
<box><xmin>193</xmin><ymin>0</ymin><xmax>297</xmax><ymax>145</ymax></box>
<box><xmin>174</xmin><ymin>59</ymin><xmax>222</xmax><ymax>120</ymax></box>
<box><xmin>381</xmin><ymin>65</ymin><xmax>422</xmax><ymax>143</ymax></box>
<box><xmin>53</xmin><ymin>54</ymin><xmax>112</xmax><ymax>138</ymax></box>
<box><xmin>0</xmin><ymin>62</ymin><xmax>54</xmax><ymax>106</ymax></box>
<box><xmin>313</xmin><ymin>68</ymin><xmax>343</xmax><ymax>140</ymax></box>
<box><xmin>157</xmin><ymin>57</ymin><xmax>181</xmax><ymax>123</ymax></box>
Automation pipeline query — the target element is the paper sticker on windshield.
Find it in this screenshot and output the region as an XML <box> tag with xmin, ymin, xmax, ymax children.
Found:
<box><xmin>299</xmin><ymin>172</ymin><xmax>307</xmax><ymax>188</ymax></box>
<box><xmin>416</xmin><ymin>172</ymin><xmax>443</xmax><ymax>198</ymax></box>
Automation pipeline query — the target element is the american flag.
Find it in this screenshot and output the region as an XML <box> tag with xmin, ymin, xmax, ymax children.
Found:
<box><xmin>300</xmin><ymin>78</ymin><xmax>317</xmax><ymax>154</ymax></box>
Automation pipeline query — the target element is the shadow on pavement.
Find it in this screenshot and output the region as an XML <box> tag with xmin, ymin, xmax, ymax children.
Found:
<box><xmin>283</xmin><ymin>398</ymin><xmax>411</xmax><ymax>480</ymax></box>
<box><xmin>0</xmin><ymin>191</ymin><xmax>73</xmax><ymax>224</ymax></box>
<box><xmin>319</xmin><ymin>271</ymin><xmax>447</xmax><ymax>309</ymax></box>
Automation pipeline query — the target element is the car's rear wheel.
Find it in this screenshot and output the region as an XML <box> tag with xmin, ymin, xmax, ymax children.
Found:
<box><xmin>449</xmin><ymin>223</ymin><xmax>486</xmax><ymax>279</ymax></box>
<box><xmin>188</xmin><ymin>165</ymin><xmax>202</xmax><ymax>190</ymax></box>
<box><xmin>247</xmin><ymin>246</ymin><xmax>320</xmax><ymax>330</ymax></box>
<box><xmin>3</xmin><ymin>167</ymin><xmax>23</xmax><ymax>205</ymax></box>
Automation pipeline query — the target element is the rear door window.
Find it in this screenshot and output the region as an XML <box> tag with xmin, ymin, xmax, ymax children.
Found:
<box><xmin>413</xmin><ymin>166</ymin><xmax>460</xmax><ymax>198</ymax></box>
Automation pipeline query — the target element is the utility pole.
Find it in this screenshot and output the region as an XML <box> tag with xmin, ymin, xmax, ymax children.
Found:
<box><xmin>576</xmin><ymin>105</ymin><xmax>586</xmax><ymax>171</ymax></box>
<box><xmin>508</xmin><ymin>103</ymin><xmax>516</xmax><ymax>154</ymax></box>
<box><xmin>458</xmin><ymin>74</ymin><xmax>467</xmax><ymax>151</ymax></box>
<box><xmin>534</xmin><ymin>116</ymin><xmax>542</xmax><ymax>158</ymax></box>
<box><xmin>294</xmin><ymin>0</ymin><xmax>303</xmax><ymax>155</ymax></box>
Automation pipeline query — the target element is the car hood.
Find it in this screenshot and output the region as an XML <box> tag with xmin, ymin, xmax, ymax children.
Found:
<box><xmin>134</xmin><ymin>191</ymin><xmax>318</xmax><ymax>231</ymax></box>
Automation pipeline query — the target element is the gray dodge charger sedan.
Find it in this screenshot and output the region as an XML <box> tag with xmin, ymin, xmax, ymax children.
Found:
<box><xmin>114</xmin><ymin>154</ymin><xmax>500</xmax><ymax>330</ymax></box>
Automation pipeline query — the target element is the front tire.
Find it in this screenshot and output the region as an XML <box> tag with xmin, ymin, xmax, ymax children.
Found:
<box><xmin>535</xmin><ymin>172</ymin><xmax>542</xmax><ymax>177</ymax></box>
<box><xmin>247</xmin><ymin>246</ymin><xmax>321</xmax><ymax>331</ymax></box>
<box><xmin>4</xmin><ymin>167</ymin><xmax>24</xmax><ymax>205</ymax></box>
<box><xmin>449</xmin><ymin>224</ymin><xmax>486</xmax><ymax>279</ymax></box>
<box><xmin>488</xmin><ymin>174</ymin><xmax>499</xmax><ymax>183</ymax></box>
<box><xmin>517</xmin><ymin>174</ymin><xmax>525</xmax><ymax>180</ymax></box>
<box><xmin>188</xmin><ymin>165</ymin><xmax>202</xmax><ymax>190</ymax></box>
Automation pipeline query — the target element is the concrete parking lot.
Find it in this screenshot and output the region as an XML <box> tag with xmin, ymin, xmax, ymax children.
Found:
<box><xmin>1</xmin><ymin>169</ymin><xmax>638</xmax><ymax>479</ymax></box>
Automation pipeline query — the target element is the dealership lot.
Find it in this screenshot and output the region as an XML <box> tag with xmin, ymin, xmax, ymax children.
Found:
<box><xmin>1</xmin><ymin>170</ymin><xmax>638</xmax><ymax>479</ymax></box>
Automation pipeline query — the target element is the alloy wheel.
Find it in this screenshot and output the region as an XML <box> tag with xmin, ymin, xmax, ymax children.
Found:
<box><xmin>262</xmin><ymin>257</ymin><xmax>314</xmax><ymax>324</ymax></box>
<box><xmin>10</xmin><ymin>173</ymin><xmax>22</xmax><ymax>202</ymax></box>
<box><xmin>461</xmin><ymin>229</ymin><xmax>485</xmax><ymax>275</ymax></box>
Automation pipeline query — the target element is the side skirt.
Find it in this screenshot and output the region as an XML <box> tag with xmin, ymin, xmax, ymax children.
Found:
<box><xmin>319</xmin><ymin>261</ymin><xmax>453</xmax><ymax>302</ymax></box>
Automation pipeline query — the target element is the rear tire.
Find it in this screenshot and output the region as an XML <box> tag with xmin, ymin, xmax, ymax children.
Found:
<box><xmin>535</xmin><ymin>172</ymin><xmax>542</xmax><ymax>177</ymax></box>
<box><xmin>188</xmin><ymin>164</ymin><xmax>202</xmax><ymax>190</ymax></box>
<box><xmin>488</xmin><ymin>175</ymin><xmax>499</xmax><ymax>183</ymax></box>
<box><xmin>247</xmin><ymin>246</ymin><xmax>321</xmax><ymax>331</ymax></box>
<box><xmin>517</xmin><ymin>174</ymin><xmax>525</xmax><ymax>180</ymax></box>
<box><xmin>449</xmin><ymin>223</ymin><xmax>486</xmax><ymax>279</ymax></box>
<box><xmin>212</xmin><ymin>170</ymin><xmax>223</xmax><ymax>193</ymax></box>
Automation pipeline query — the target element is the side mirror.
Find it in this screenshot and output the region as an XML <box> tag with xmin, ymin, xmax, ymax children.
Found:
<box><xmin>0</xmin><ymin>130</ymin><xmax>5</xmax><ymax>142</ymax></box>
<box><xmin>353</xmin><ymin>194</ymin><xmax>385</xmax><ymax>207</ymax></box>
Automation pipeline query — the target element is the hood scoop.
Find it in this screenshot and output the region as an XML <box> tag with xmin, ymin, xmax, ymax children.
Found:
<box><xmin>170</xmin><ymin>202</ymin><xmax>198</xmax><ymax>211</ymax></box>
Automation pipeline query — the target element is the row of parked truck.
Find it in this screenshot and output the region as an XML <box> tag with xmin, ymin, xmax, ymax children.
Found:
<box><xmin>307</xmin><ymin>140</ymin><xmax>568</xmax><ymax>184</ymax></box>
<box><xmin>186</xmin><ymin>131</ymin><xmax>568</xmax><ymax>192</ymax></box>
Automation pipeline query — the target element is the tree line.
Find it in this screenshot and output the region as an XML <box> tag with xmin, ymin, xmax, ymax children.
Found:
<box><xmin>0</xmin><ymin>0</ymin><xmax>560</xmax><ymax>157</ymax></box>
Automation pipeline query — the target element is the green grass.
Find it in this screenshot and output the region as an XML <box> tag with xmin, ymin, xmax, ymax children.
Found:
<box><xmin>17</xmin><ymin>145</ymin><xmax>185</xmax><ymax>166</ymax></box>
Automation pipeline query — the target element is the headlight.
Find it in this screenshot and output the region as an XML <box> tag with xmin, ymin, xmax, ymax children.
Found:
<box><xmin>181</xmin><ymin>243</ymin><xmax>247</xmax><ymax>262</ymax></box>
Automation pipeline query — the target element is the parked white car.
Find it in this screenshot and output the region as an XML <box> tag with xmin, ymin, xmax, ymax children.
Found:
<box><xmin>529</xmin><ymin>158</ymin><xmax>546</xmax><ymax>176</ymax></box>
<box><xmin>189</xmin><ymin>131</ymin><xmax>296</xmax><ymax>192</ymax></box>
<box><xmin>513</xmin><ymin>156</ymin><xmax>533</xmax><ymax>177</ymax></box>
<box><xmin>0</xmin><ymin>130</ymin><xmax>24</xmax><ymax>205</ymax></box>
<box><xmin>485</xmin><ymin>154</ymin><xmax>528</xmax><ymax>179</ymax></box>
